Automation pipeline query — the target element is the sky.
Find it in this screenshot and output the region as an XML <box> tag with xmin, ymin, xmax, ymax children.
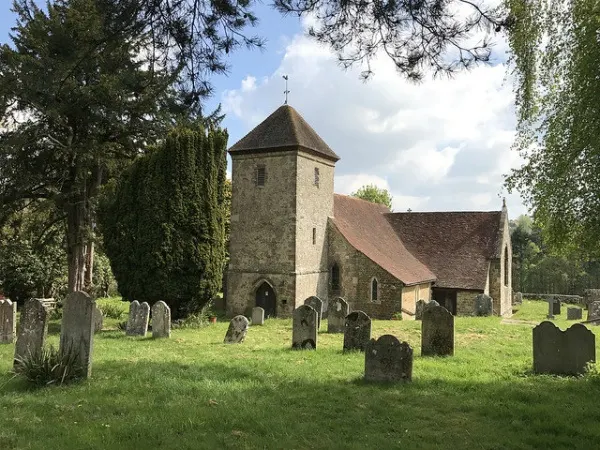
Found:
<box><xmin>0</xmin><ymin>1</ymin><xmax>528</xmax><ymax>217</ymax></box>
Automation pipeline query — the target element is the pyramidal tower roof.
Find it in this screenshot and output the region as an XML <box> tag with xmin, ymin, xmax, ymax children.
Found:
<box><xmin>228</xmin><ymin>105</ymin><xmax>340</xmax><ymax>162</ymax></box>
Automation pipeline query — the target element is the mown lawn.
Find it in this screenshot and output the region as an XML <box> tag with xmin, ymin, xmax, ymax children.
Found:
<box><xmin>1</xmin><ymin>300</ymin><xmax>600</xmax><ymax>449</ymax></box>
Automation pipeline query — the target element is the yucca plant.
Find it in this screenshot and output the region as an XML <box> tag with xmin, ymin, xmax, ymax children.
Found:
<box><xmin>13</xmin><ymin>346</ymin><xmax>84</xmax><ymax>387</ymax></box>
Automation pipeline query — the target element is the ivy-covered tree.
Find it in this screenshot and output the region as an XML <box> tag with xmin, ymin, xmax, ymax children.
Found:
<box><xmin>351</xmin><ymin>184</ymin><xmax>393</xmax><ymax>210</ymax></box>
<box><xmin>99</xmin><ymin>126</ymin><xmax>228</xmax><ymax>318</ymax></box>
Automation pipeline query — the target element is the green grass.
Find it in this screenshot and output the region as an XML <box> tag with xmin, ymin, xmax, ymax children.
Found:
<box><xmin>1</xmin><ymin>300</ymin><xmax>600</xmax><ymax>449</ymax></box>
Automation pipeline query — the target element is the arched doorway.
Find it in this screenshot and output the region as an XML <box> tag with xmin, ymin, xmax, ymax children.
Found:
<box><xmin>255</xmin><ymin>281</ymin><xmax>277</xmax><ymax>318</ymax></box>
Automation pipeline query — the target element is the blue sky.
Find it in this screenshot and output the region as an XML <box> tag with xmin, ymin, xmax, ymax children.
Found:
<box><xmin>0</xmin><ymin>1</ymin><xmax>526</xmax><ymax>216</ymax></box>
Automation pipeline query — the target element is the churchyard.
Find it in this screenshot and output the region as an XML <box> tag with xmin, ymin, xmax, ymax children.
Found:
<box><xmin>1</xmin><ymin>299</ymin><xmax>600</xmax><ymax>449</ymax></box>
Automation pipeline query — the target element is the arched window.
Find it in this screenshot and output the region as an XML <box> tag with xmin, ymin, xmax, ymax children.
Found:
<box><xmin>504</xmin><ymin>246</ymin><xmax>509</xmax><ymax>287</ymax></box>
<box><xmin>331</xmin><ymin>264</ymin><xmax>340</xmax><ymax>292</ymax></box>
<box><xmin>371</xmin><ymin>278</ymin><xmax>378</xmax><ymax>302</ymax></box>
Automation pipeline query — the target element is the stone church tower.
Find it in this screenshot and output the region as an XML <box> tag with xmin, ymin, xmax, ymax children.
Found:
<box><xmin>226</xmin><ymin>105</ymin><xmax>340</xmax><ymax>318</ymax></box>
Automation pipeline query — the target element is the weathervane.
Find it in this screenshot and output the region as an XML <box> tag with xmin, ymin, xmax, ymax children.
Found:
<box><xmin>282</xmin><ymin>75</ymin><xmax>290</xmax><ymax>104</ymax></box>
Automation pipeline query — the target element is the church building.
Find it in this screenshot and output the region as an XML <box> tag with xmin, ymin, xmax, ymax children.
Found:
<box><xmin>226</xmin><ymin>105</ymin><xmax>512</xmax><ymax>319</ymax></box>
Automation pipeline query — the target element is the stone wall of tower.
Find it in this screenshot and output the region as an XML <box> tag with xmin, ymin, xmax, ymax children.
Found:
<box><xmin>489</xmin><ymin>210</ymin><xmax>513</xmax><ymax>317</ymax></box>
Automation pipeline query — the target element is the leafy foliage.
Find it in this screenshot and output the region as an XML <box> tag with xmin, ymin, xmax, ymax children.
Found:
<box><xmin>351</xmin><ymin>184</ymin><xmax>393</xmax><ymax>210</ymax></box>
<box><xmin>13</xmin><ymin>345</ymin><xmax>84</xmax><ymax>387</ymax></box>
<box><xmin>99</xmin><ymin>126</ymin><xmax>228</xmax><ymax>319</ymax></box>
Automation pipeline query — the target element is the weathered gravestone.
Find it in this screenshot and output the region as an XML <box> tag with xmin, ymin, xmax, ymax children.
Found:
<box><xmin>533</xmin><ymin>321</ymin><xmax>595</xmax><ymax>375</ymax></box>
<box><xmin>0</xmin><ymin>299</ymin><xmax>17</xmax><ymax>344</ymax></box>
<box><xmin>328</xmin><ymin>297</ymin><xmax>349</xmax><ymax>333</ymax></box>
<box><xmin>14</xmin><ymin>299</ymin><xmax>48</xmax><ymax>366</ymax></box>
<box><xmin>546</xmin><ymin>298</ymin><xmax>555</xmax><ymax>320</ymax></box>
<box><xmin>584</xmin><ymin>289</ymin><xmax>600</xmax><ymax>309</ymax></box>
<box><xmin>514</xmin><ymin>292</ymin><xmax>523</xmax><ymax>305</ymax></box>
<box><xmin>224</xmin><ymin>315</ymin><xmax>249</xmax><ymax>344</ymax></box>
<box><xmin>152</xmin><ymin>301</ymin><xmax>171</xmax><ymax>338</ymax></box>
<box><xmin>364</xmin><ymin>335</ymin><xmax>413</xmax><ymax>383</ymax></box>
<box><xmin>567</xmin><ymin>307</ymin><xmax>583</xmax><ymax>321</ymax></box>
<box><xmin>474</xmin><ymin>294</ymin><xmax>493</xmax><ymax>316</ymax></box>
<box><xmin>427</xmin><ymin>300</ymin><xmax>440</xmax><ymax>309</ymax></box>
<box><xmin>304</xmin><ymin>296</ymin><xmax>323</xmax><ymax>330</ymax></box>
<box><xmin>252</xmin><ymin>306</ymin><xmax>265</xmax><ymax>325</ymax></box>
<box><xmin>93</xmin><ymin>305</ymin><xmax>103</xmax><ymax>333</ymax></box>
<box><xmin>343</xmin><ymin>311</ymin><xmax>372</xmax><ymax>352</ymax></box>
<box><xmin>587</xmin><ymin>301</ymin><xmax>600</xmax><ymax>324</ymax></box>
<box><xmin>292</xmin><ymin>305</ymin><xmax>318</xmax><ymax>350</ymax></box>
<box><xmin>553</xmin><ymin>298</ymin><xmax>561</xmax><ymax>315</ymax></box>
<box><xmin>415</xmin><ymin>299</ymin><xmax>427</xmax><ymax>320</ymax></box>
<box><xmin>126</xmin><ymin>300</ymin><xmax>150</xmax><ymax>336</ymax></box>
<box><xmin>59</xmin><ymin>291</ymin><xmax>95</xmax><ymax>379</ymax></box>
<box><xmin>421</xmin><ymin>305</ymin><xmax>454</xmax><ymax>356</ymax></box>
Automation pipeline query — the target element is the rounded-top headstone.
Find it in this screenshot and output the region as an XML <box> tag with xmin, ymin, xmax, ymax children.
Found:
<box><xmin>0</xmin><ymin>299</ymin><xmax>17</xmax><ymax>344</ymax></box>
<box><xmin>304</xmin><ymin>296</ymin><xmax>323</xmax><ymax>329</ymax></box>
<box><xmin>292</xmin><ymin>304</ymin><xmax>318</xmax><ymax>350</ymax></box>
<box><xmin>327</xmin><ymin>297</ymin><xmax>349</xmax><ymax>333</ymax></box>
<box><xmin>152</xmin><ymin>301</ymin><xmax>171</xmax><ymax>338</ymax></box>
<box><xmin>365</xmin><ymin>335</ymin><xmax>413</xmax><ymax>382</ymax></box>
<box><xmin>421</xmin><ymin>305</ymin><xmax>455</xmax><ymax>357</ymax></box>
<box><xmin>224</xmin><ymin>315</ymin><xmax>249</xmax><ymax>344</ymax></box>
<box><xmin>343</xmin><ymin>310</ymin><xmax>372</xmax><ymax>352</ymax></box>
<box><xmin>252</xmin><ymin>306</ymin><xmax>265</xmax><ymax>325</ymax></box>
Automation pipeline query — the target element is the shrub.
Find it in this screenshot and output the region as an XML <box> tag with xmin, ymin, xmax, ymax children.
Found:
<box><xmin>13</xmin><ymin>346</ymin><xmax>84</xmax><ymax>386</ymax></box>
<box><xmin>97</xmin><ymin>301</ymin><xmax>127</xmax><ymax>320</ymax></box>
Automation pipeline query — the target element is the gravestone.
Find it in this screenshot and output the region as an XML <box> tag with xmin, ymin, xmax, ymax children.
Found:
<box><xmin>421</xmin><ymin>305</ymin><xmax>454</xmax><ymax>356</ymax></box>
<box><xmin>567</xmin><ymin>307</ymin><xmax>583</xmax><ymax>321</ymax></box>
<box><xmin>474</xmin><ymin>294</ymin><xmax>493</xmax><ymax>316</ymax></box>
<box><xmin>587</xmin><ymin>301</ymin><xmax>600</xmax><ymax>324</ymax></box>
<box><xmin>514</xmin><ymin>292</ymin><xmax>523</xmax><ymax>305</ymax></box>
<box><xmin>546</xmin><ymin>298</ymin><xmax>555</xmax><ymax>319</ymax></box>
<box><xmin>224</xmin><ymin>315</ymin><xmax>249</xmax><ymax>344</ymax></box>
<box><xmin>152</xmin><ymin>301</ymin><xmax>171</xmax><ymax>338</ymax></box>
<box><xmin>327</xmin><ymin>297</ymin><xmax>349</xmax><ymax>333</ymax></box>
<box><xmin>292</xmin><ymin>305</ymin><xmax>318</xmax><ymax>350</ymax></box>
<box><xmin>126</xmin><ymin>300</ymin><xmax>150</xmax><ymax>336</ymax></box>
<box><xmin>533</xmin><ymin>321</ymin><xmax>595</xmax><ymax>375</ymax></box>
<box><xmin>415</xmin><ymin>300</ymin><xmax>427</xmax><ymax>320</ymax></box>
<box><xmin>343</xmin><ymin>311</ymin><xmax>372</xmax><ymax>352</ymax></box>
<box><xmin>584</xmin><ymin>289</ymin><xmax>600</xmax><ymax>309</ymax></box>
<box><xmin>364</xmin><ymin>335</ymin><xmax>413</xmax><ymax>383</ymax></box>
<box><xmin>93</xmin><ymin>305</ymin><xmax>103</xmax><ymax>333</ymax></box>
<box><xmin>252</xmin><ymin>306</ymin><xmax>265</xmax><ymax>325</ymax></box>
<box><xmin>426</xmin><ymin>300</ymin><xmax>440</xmax><ymax>309</ymax></box>
<box><xmin>553</xmin><ymin>298</ymin><xmax>561</xmax><ymax>315</ymax></box>
<box><xmin>59</xmin><ymin>291</ymin><xmax>95</xmax><ymax>378</ymax></box>
<box><xmin>0</xmin><ymin>299</ymin><xmax>17</xmax><ymax>344</ymax></box>
<box><xmin>304</xmin><ymin>296</ymin><xmax>323</xmax><ymax>330</ymax></box>
<box><xmin>14</xmin><ymin>298</ymin><xmax>49</xmax><ymax>366</ymax></box>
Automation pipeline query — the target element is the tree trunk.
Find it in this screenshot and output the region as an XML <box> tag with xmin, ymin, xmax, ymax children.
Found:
<box><xmin>66</xmin><ymin>200</ymin><xmax>87</xmax><ymax>293</ymax></box>
<box><xmin>84</xmin><ymin>240</ymin><xmax>94</xmax><ymax>291</ymax></box>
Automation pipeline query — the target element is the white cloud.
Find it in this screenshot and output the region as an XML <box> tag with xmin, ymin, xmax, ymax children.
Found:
<box><xmin>241</xmin><ymin>75</ymin><xmax>257</xmax><ymax>92</ymax></box>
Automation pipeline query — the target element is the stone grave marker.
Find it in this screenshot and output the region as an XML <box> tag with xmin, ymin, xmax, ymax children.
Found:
<box><xmin>533</xmin><ymin>321</ymin><xmax>595</xmax><ymax>375</ymax></box>
<box><xmin>546</xmin><ymin>298</ymin><xmax>555</xmax><ymax>319</ymax></box>
<box><xmin>553</xmin><ymin>298</ymin><xmax>561</xmax><ymax>315</ymax></box>
<box><xmin>584</xmin><ymin>289</ymin><xmax>600</xmax><ymax>309</ymax></box>
<box><xmin>152</xmin><ymin>301</ymin><xmax>171</xmax><ymax>338</ymax></box>
<box><xmin>415</xmin><ymin>299</ymin><xmax>427</xmax><ymax>320</ymax></box>
<box><xmin>126</xmin><ymin>300</ymin><xmax>150</xmax><ymax>336</ymax></box>
<box><xmin>474</xmin><ymin>294</ymin><xmax>493</xmax><ymax>316</ymax></box>
<box><xmin>14</xmin><ymin>298</ymin><xmax>49</xmax><ymax>366</ymax></box>
<box><xmin>343</xmin><ymin>311</ymin><xmax>372</xmax><ymax>352</ymax></box>
<box><xmin>224</xmin><ymin>315</ymin><xmax>249</xmax><ymax>344</ymax></box>
<box><xmin>93</xmin><ymin>305</ymin><xmax>103</xmax><ymax>333</ymax></box>
<box><xmin>364</xmin><ymin>335</ymin><xmax>413</xmax><ymax>383</ymax></box>
<box><xmin>59</xmin><ymin>291</ymin><xmax>95</xmax><ymax>378</ymax></box>
<box><xmin>0</xmin><ymin>299</ymin><xmax>17</xmax><ymax>344</ymax></box>
<box><xmin>304</xmin><ymin>296</ymin><xmax>323</xmax><ymax>330</ymax></box>
<box><xmin>514</xmin><ymin>292</ymin><xmax>523</xmax><ymax>305</ymax></box>
<box><xmin>292</xmin><ymin>305</ymin><xmax>318</xmax><ymax>350</ymax></box>
<box><xmin>587</xmin><ymin>301</ymin><xmax>600</xmax><ymax>324</ymax></box>
<box><xmin>252</xmin><ymin>306</ymin><xmax>265</xmax><ymax>325</ymax></box>
<box><xmin>567</xmin><ymin>307</ymin><xmax>583</xmax><ymax>321</ymax></box>
<box><xmin>421</xmin><ymin>305</ymin><xmax>454</xmax><ymax>356</ymax></box>
<box><xmin>327</xmin><ymin>297</ymin><xmax>349</xmax><ymax>333</ymax></box>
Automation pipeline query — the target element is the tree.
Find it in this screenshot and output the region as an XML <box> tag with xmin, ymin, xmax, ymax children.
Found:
<box><xmin>99</xmin><ymin>125</ymin><xmax>228</xmax><ymax>318</ymax></box>
<box><xmin>351</xmin><ymin>184</ymin><xmax>393</xmax><ymax>210</ymax></box>
<box><xmin>506</xmin><ymin>0</ymin><xmax>600</xmax><ymax>256</ymax></box>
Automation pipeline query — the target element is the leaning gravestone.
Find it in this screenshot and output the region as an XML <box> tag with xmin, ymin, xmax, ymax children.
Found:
<box><xmin>126</xmin><ymin>300</ymin><xmax>150</xmax><ymax>336</ymax></box>
<box><xmin>292</xmin><ymin>305</ymin><xmax>318</xmax><ymax>350</ymax></box>
<box><xmin>304</xmin><ymin>296</ymin><xmax>323</xmax><ymax>330</ymax></box>
<box><xmin>93</xmin><ymin>305</ymin><xmax>103</xmax><ymax>333</ymax></box>
<box><xmin>328</xmin><ymin>297</ymin><xmax>349</xmax><ymax>333</ymax></box>
<box><xmin>152</xmin><ymin>301</ymin><xmax>171</xmax><ymax>338</ymax></box>
<box><xmin>567</xmin><ymin>307</ymin><xmax>583</xmax><ymax>321</ymax></box>
<box><xmin>474</xmin><ymin>294</ymin><xmax>493</xmax><ymax>316</ymax></box>
<box><xmin>587</xmin><ymin>301</ymin><xmax>600</xmax><ymax>325</ymax></box>
<box><xmin>14</xmin><ymin>298</ymin><xmax>49</xmax><ymax>366</ymax></box>
<box><xmin>343</xmin><ymin>311</ymin><xmax>372</xmax><ymax>352</ymax></box>
<box><xmin>252</xmin><ymin>306</ymin><xmax>265</xmax><ymax>325</ymax></box>
<box><xmin>365</xmin><ymin>335</ymin><xmax>413</xmax><ymax>383</ymax></box>
<box><xmin>415</xmin><ymin>299</ymin><xmax>427</xmax><ymax>320</ymax></box>
<box><xmin>421</xmin><ymin>305</ymin><xmax>454</xmax><ymax>356</ymax></box>
<box><xmin>0</xmin><ymin>299</ymin><xmax>17</xmax><ymax>344</ymax></box>
<box><xmin>60</xmin><ymin>291</ymin><xmax>95</xmax><ymax>379</ymax></box>
<box><xmin>553</xmin><ymin>298</ymin><xmax>561</xmax><ymax>315</ymax></box>
<box><xmin>224</xmin><ymin>315</ymin><xmax>249</xmax><ymax>344</ymax></box>
<box><xmin>533</xmin><ymin>321</ymin><xmax>595</xmax><ymax>375</ymax></box>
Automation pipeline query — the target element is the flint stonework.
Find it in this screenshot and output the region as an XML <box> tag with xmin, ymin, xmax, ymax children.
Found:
<box><xmin>0</xmin><ymin>299</ymin><xmax>17</xmax><ymax>344</ymax></box>
<box><xmin>252</xmin><ymin>307</ymin><xmax>265</xmax><ymax>325</ymax></box>
<box><xmin>343</xmin><ymin>311</ymin><xmax>372</xmax><ymax>352</ymax></box>
<box><xmin>533</xmin><ymin>321</ymin><xmax>595</xmax><ymax>375</ymax></box>
<box><xmin>93</xmin><ymin>305</ymin><xmax>103</xmax><ymax>333</ymax></box>
<box><xmin>151</xmin><ymin>301</ymin><xmax>171</xmax><ymax>338</ymax></box>
<box><xmin>567</xmin><ymin>307</ymin><xmax>583</xmax><ymax>321</ymax></box>
<box><xmin>59</xmin><ymin>291</ymin><xmax>95</xmax><ymax>378</ymax></box>
<box><xmin>421</xmin><ymin>305</ymin><xmax>454</xmax><ymax>356</ymax></box>
<box><xmin>304</xmin><ymin>296</ymin><xmax>323</xmax><ymax>330</ymax></box>
<box><xmin>365</xmin><ymin>335</ymin><xmax>413</xmax><ymax>382</ymax></box>
<box><xmin>587</xmin><ymin>301</ymin><xmax>600</xmax><ymax>324</ymax></box>
<box><xmin>126</xmin><ymin>301</ymin><xmax>150</xmax><ymax>336</ymax></box>
<box><xmin>14</xmin><ymin>299</ymin><xmax>48</xmax><ymax>365</ymax></box>
<box><xmin>224</xmin><ymin>315</ymin><xmax>249</xmax><ymax>343</ymax></box>
<box><xmin>327</xmin><ymin>297</ymin><xmax>349</xmax><ymax>333</ymax></box>
<box><xmin>474</xmin><ymin>294</ymin><xmax>493</xmax><ymax>316</ymax></box>
<box><xmin>292</xmin><ymin>305</ymin><xmax>318</xmax><ymax>349</ymax></box>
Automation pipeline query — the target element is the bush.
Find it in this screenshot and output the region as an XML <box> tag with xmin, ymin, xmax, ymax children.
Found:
<box><xmin>13</xmin><ymin>346</ymin><xmax>84</xmax><ymax>386</ymax></box>
<box><xmin>97</xmin><ymin>298</ymin><xmax>128</xmax><ymax>320</ymax></box>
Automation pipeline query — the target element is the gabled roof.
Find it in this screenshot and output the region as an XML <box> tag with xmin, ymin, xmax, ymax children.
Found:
<box><xmin>385</xmin><ymin>211</ymin><xmax>504</xmax><ymax>290</ymax></box>
<box><xmin>331</xmin><ymin>194</ymin><xmax>436</xmax><ymax>286</ymax></box>
<box><xmin>228</xmin><ymin>105</ymin><xmax>340</xmax><ymax>162</ymax></box>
